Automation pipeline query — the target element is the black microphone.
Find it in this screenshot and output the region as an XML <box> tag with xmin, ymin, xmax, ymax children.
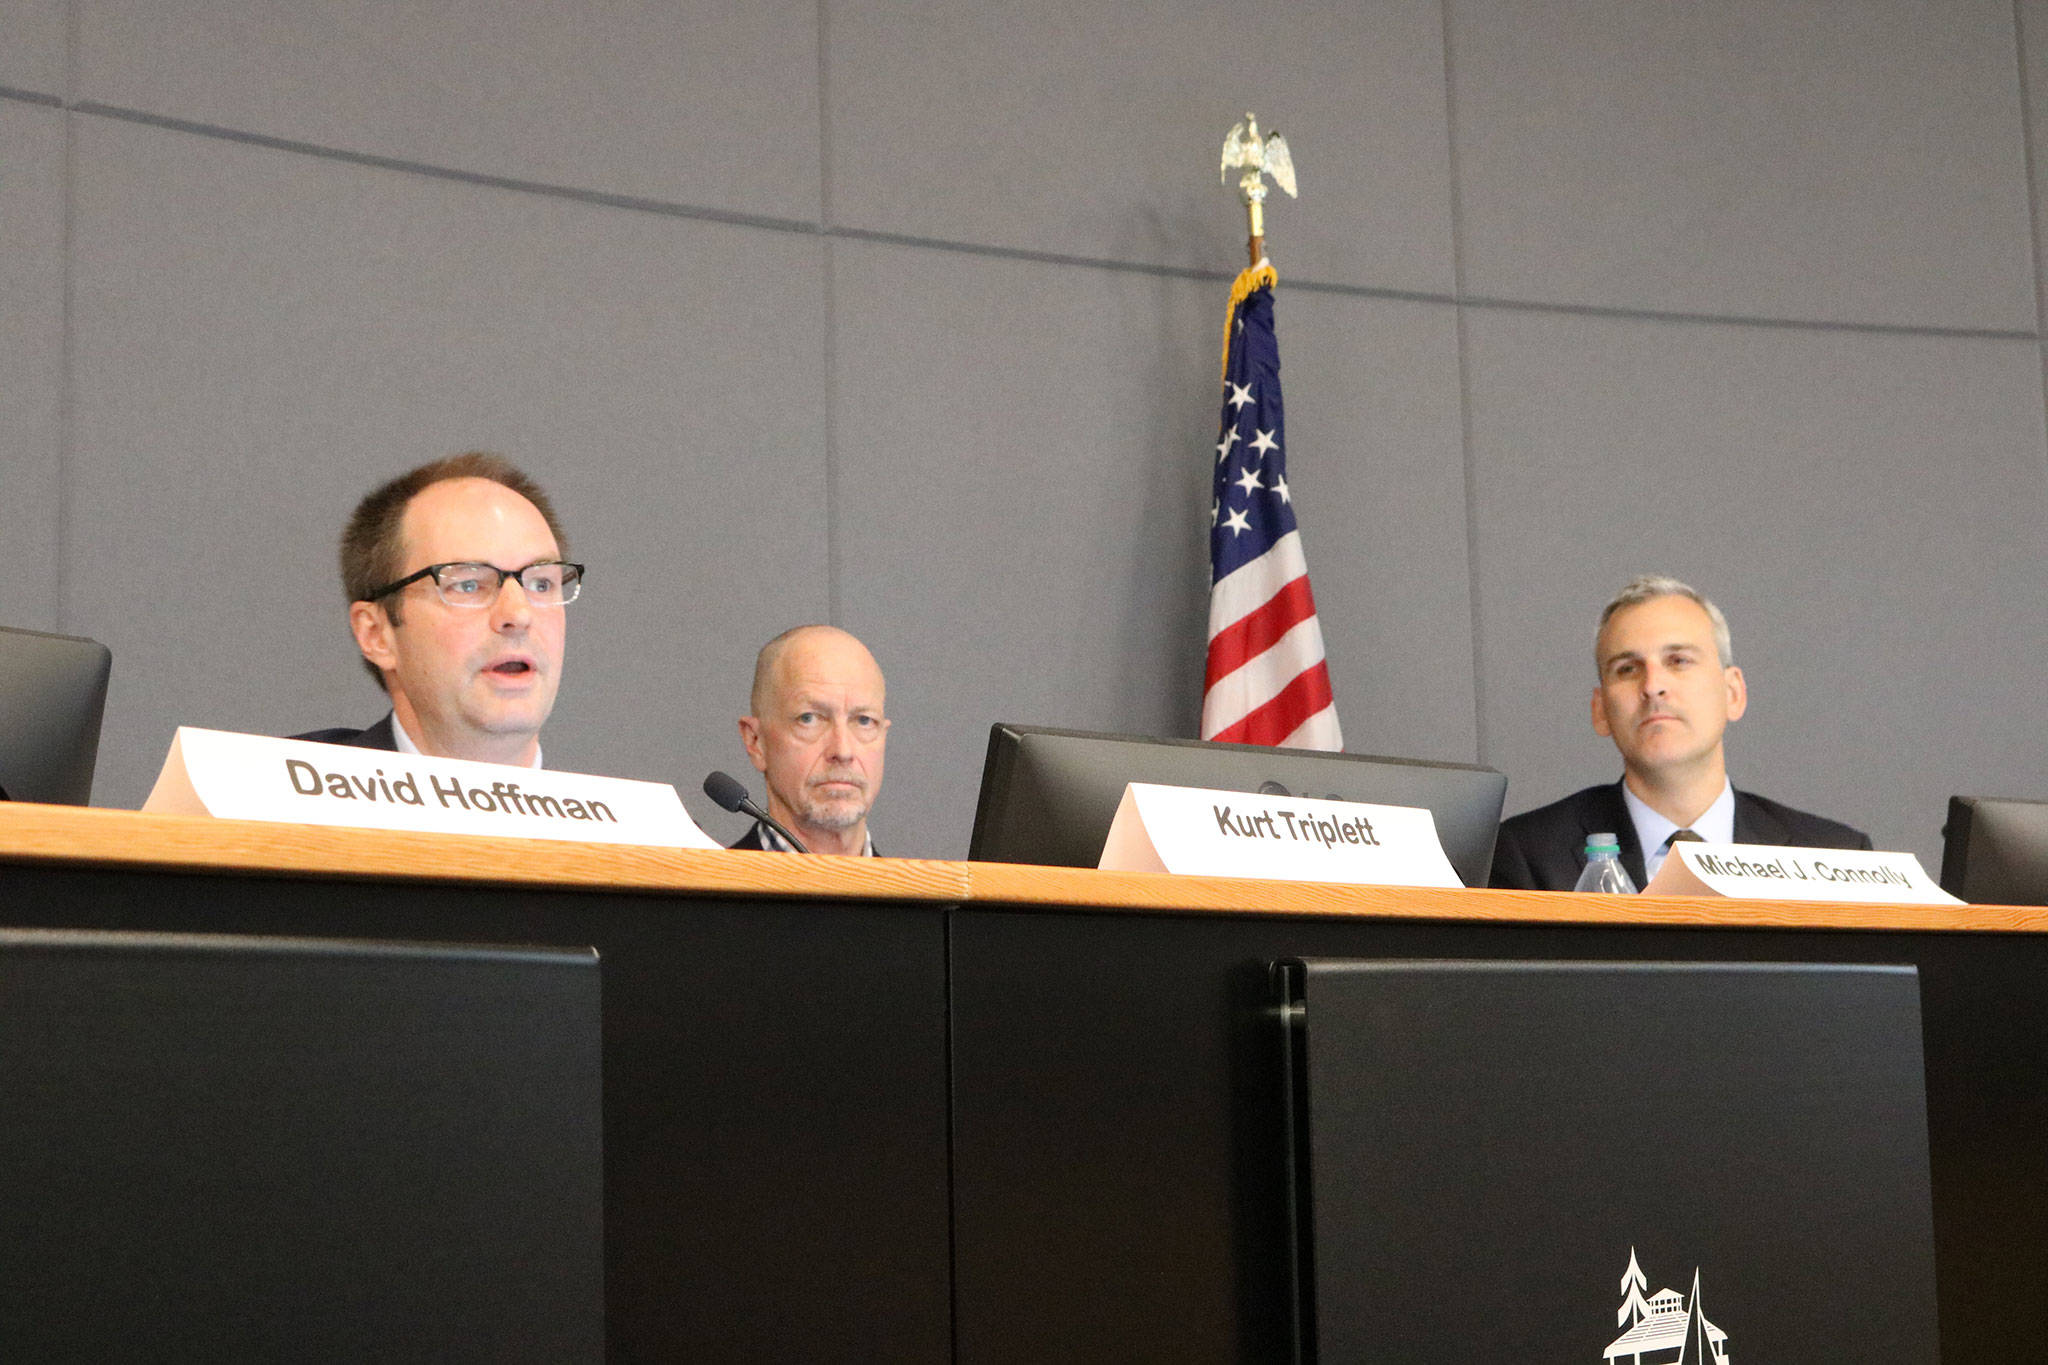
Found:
<box><xmin>702</xmin><ymin>771</ymin><xmax>810</xmax><ymax>854</ymax></box>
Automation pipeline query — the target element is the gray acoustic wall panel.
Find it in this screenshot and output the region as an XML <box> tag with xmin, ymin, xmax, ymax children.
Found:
<box><xmin>66</xmin><ymin>118</ymin><xmax>827</xmax><ymax>811</ymax></box>
<box><xmin>826</xmin><ymin>0</ymin><xmax>1455</xmax><ymax>291</ymax></box>
<box><xmin>831</xmin><ymin>241</ymin><xmax>1215</xmax><ymax>858</ymax></box>
<box><xmin>0</xmin><ymin>2</ymin><xmax>67</xmax><ymax>97</ymax></box>
<box><xmin>17</xmin><ymin>0</ymin><xmax>2048</xmax><ymax>880</ymax></box>
<box><xmin>1258</xmin><ymin>288</ymin><xmax>1476</xmax><ymax>767</ymax></box>
<box><xmin>831</xmin><ymin>242</ymin><xmax>1471</xmax><ymax>860</ymax></box>
<box><xmin>74</xmin><ymin>0</ymin><xmax>823</xmax><ymax>222</ymax></box>
<box><xmin>0</xmin><ymin>103</ymin><xmax>66</xmax><ymax>633</ymax></box>
<box><xmin>1465</xmin><ymin>307</ymin><xmax>2048</xmax><ymax>868</ymax></box>
<box><xmin>1447</xmin><ymin>0</ymin><xmax>2036</xmax><ymax>331</ymax></box>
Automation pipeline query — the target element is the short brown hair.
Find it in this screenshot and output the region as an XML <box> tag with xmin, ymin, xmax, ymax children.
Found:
<box><xmin>1597</xmin><ymin>574</ymin><xmax>1733</xmax><ymax>668</ymax></box>
<box><xmin>342</xmin><ymin>452</ymin><xmax>566</xmax><ymax>686</ymax></box>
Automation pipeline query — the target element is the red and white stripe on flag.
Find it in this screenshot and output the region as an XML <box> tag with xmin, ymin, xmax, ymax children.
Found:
<box><xmin>1201</xmin><ymin>530</ymin><xmax>1342</xmax><ymax>749</ymax></box>
<box><xmin>1201</xmin><ymin>261</ymin><xmax>1342</xmax><ymax>751</ymax></box>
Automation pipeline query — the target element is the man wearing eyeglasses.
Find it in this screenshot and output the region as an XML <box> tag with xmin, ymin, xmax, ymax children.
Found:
<box><xmin>296</xmin><ymin>452</ymin><xmax>580</xmax><ymax>766</ymax></box>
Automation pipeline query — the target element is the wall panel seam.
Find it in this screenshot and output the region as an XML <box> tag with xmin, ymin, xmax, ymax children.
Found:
<box><xmin>1458</xmin><ymin>293</ymin><xmax>2035</xmax><ymax>342</ymax></box>
<box><xmin>817</xmin><ymin>0</ymin><xmax>840</xmax><ymax>624</ymax></box>
<box><xmin>55</xmin><ymin>105</ymin><xmax>76</xmax><ymax>632</ymax></box>
<box><xmin>2011</xmin><ymin>0</ymin><xmax>2048</xmax><ymax>487</ymax></box>
<box><xmin>1439</xmin><ymin>0</ymin><xmax>1487</xmax><ymax>765</ymax></box>
<box><xmin>823</xmin><ymin>239</ymin><xmax>841</xmax><ymax>627</ymax></box>
<box><xmin>816</xmin><ymin>0</ymin><xmax>832</xmax><ymax>231</ymax></box>
<box><xmin>63</xmin><ymin>0</ymin><xmax>78</xmax><ymax>104</ymax></box>
<box><xmin>38</xmin><ymin>97</ymin><xmax>2041</xmax><ymax>342</ymax></box>
<box><xmin>67</xmin><ymin>100</ymin><xmax>824</xmax><ymax>235</ymax></box>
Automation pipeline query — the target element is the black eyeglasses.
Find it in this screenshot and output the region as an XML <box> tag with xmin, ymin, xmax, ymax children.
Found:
<box><xmin>362</xmin><ymin>561</ymin><xmax>585</xmax><ymax>610</ymax></box>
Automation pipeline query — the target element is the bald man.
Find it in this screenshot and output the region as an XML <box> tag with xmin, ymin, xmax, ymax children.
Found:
<box><xmin>730</xmin><ymin>625</ymin><xmax>889</xmax><ymax>855</ymax></box>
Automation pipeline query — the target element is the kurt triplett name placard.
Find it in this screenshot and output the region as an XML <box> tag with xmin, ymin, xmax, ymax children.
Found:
<box><xmin>1099</xmin><ymin>781</ymin><xmax>1463</xmax><ymax>887</ymax></box>
<box><xmin>142</xmin><ymin>726</ymin><xmax>719</xmax><ymax>849</ymax></box>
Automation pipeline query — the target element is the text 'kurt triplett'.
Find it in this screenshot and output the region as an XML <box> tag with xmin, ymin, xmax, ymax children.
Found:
<box><xmin>1213</xmin><ymin>804</ymin><xmax>1379</xmax><ymax>850</ymax></box>
<box><xmin>284</xmin><ymin>759</ymin><xmax>617</xmax><ymax>823</ymax></box>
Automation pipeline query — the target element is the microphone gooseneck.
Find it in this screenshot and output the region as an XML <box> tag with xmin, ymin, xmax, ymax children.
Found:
<box><xmin>701</xmin><ymin>771</ymin><xmax>811</xmax><ymax>854</ymax></box>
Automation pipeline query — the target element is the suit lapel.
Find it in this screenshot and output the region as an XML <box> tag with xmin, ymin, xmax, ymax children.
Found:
<box><xmin>1732</xmin><ymin>790</ymin><xmax>1786</xmax><ymax>845</ymax></box>
<box><xmin>354</xmin><ymin>714</ymin><xmax>399</xmax><ymax>752</ymax></box>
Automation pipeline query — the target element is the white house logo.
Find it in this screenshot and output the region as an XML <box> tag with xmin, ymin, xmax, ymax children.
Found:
<box><xmin>1604</xmin><ymin>1247</ymin><xmax>1730</xmax><ymax>1363</ymax></box>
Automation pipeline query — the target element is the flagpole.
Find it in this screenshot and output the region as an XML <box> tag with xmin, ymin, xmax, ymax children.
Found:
<box><xmin>1244</xmin><ymin>178</ymin><xmax>1266</xmax><ymax>268</ymax></box>
<box><xmin>1203</xmin><ymin>114</ymin><xmax>1341</xmax><ymax>752</ymax></box>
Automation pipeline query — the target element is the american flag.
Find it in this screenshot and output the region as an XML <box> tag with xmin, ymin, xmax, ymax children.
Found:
<box><xmin>1200</xmin><ymin>264</ymin><xmax>1343</xmax><ymax>750</ymax></box>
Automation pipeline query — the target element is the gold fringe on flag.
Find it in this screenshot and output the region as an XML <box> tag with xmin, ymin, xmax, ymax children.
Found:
<box><xmin>1220</xmin><ymin>262</ymin><xmax>1279</xmax><ymax>387</ymax></box>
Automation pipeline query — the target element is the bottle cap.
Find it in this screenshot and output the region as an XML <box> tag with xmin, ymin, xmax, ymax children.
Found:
<box><xmin>1585</xmin><ymin>832</ymin><xmax>1620</xmax><ymax>854</ymax></box>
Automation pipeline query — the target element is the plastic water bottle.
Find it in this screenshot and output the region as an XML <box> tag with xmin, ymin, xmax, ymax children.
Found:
<box><xmin>1573</xmin><ymin>832</ymin><xmax>1638</xmax><ymax>894</ymax></box>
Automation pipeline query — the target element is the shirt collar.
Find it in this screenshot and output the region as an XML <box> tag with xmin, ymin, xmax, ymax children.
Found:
<box><xmin>1623</xmin><ymin>778</ymin><xmax>1735</xmax><ymax>883</ymax></box>
<box><xmin>755</xmin><ymin>820</ymin><xmax>875</xmax><ymax>857</ymax></box>
<box><xmin>389</xmin><ymin>712</ymin><xmax>543</xmax><ymax>770</ymax></box>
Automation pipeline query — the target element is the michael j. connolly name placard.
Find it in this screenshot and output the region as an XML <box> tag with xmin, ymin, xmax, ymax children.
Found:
<box><xmin>1643</xmin><ymin>840</ymin><xmax>1959</xmax><ymax>905</ymax></box>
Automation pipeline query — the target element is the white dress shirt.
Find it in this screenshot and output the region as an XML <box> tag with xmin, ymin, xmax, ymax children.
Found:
<box><xmin>1622</xmin><ymin>778</ymin><xmax>1735</xmax><ymax>886</ymax></box>
<box><xmin>754</xmin><ymin>820</ymin><xmax>876</xmax><ymax>856</ymax></box>
<box><xmin>389</xmin><ymin>712</ymin><xmax>543</xmax><ymax>770</ymax></box>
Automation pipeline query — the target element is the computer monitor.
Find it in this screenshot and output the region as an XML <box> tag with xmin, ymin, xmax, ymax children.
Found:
<box><xmin>967</xmin><ymin>723</ymin><xmax>1508</xmax><ymax>887</ymax></box>
<box><xmin>1940</xmin><ymin>795</ymin><xmax>2048</xmax><ymax>905</ymax></box>
<box><xmin>0</xmin><ymin>626</ymin><xmax>113</xmax><ymax>805</ymax></box>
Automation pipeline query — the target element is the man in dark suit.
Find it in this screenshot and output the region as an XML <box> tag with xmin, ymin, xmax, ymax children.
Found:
<box><xmin>1490</xmin><ymin>575</ymin><xmax>1870</xmax><ymax>891</ymax></box>
<box><xmin>295</xmin><ymin>453</ymin><xmax>578</xmax><ymax>766</ymax></box>
<box><xmin>295</xmin><ymin>714</ymin><xmax>401</xmax><ymax>752</ymax></box>
<box><xmin>727</xmin><ymin>625</ymin><xmax>888</xmax><ymax>856</ymax></box>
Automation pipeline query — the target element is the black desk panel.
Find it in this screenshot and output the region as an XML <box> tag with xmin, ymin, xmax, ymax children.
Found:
<box><xmin>9</xmin><ymin>846</ymin><xmax>2042</xmax><ymax>1363</ymax></box>
<box><xmin>1283</xmin><ymin>959</ymin><xmax>1937</xmax><ymax>1362</ymax></box>
<box><xmin>947</xmin><ymin>907</ymin><xmax>2048</xmax><ymax>1363</ymax></box>
<box><xmin>0</xmin><ymin>864</ymin><xmax>953</xmax><ymax>1365</ymax></box>
<box><xmin>0</xmin><ymin>929</ymin><xmax>602</xmax><ymax>1362</ymax></box>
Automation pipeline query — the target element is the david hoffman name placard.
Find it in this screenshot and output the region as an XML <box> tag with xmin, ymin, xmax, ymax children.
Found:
<box><xmin>142</xmin><ymin>726</ymin><xmax>719</xmax><ymax>849</ymax></box>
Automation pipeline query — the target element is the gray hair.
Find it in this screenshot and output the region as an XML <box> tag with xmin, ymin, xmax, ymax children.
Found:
<box><xmin>1597</xmin><ymin>575</ymin><xmax>1733</xmax><ymax>667</ymax></box>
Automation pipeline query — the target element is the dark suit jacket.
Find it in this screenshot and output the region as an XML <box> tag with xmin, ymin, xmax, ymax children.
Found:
<box><xmin>1489</xmin><ymin>780</ymin><xmax>1872</xmax><ymax>891</ymax></box>
<box><xmin>726</xmin><ymin>821</ymin><xmax>878</xmax><ymax>856</ymax></box>
<box><xmin>290</xmin><ymin>715</ymin><xmax>399</xmax><ymax>752</ymax></box>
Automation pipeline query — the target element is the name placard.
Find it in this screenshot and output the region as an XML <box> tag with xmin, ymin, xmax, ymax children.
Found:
<box><xmin>1099</xmin><ymin>781</ymin><xmax>1464</xmax><ymax>887</ymax></box>
<box><xmin>1641</xmin><ymin>841</ymin><xmax>1960</xmax><ymax>905</ymax></box>
<box><xmin>142</xmin><ymin>726</ymin><xmax>719</xmax><ymax>849</ymax></box>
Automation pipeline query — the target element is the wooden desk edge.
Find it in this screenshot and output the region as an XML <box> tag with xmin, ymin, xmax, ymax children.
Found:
<box><xmin>2</xmin><ymin>803</ymin><xmax>2043</xmax><ymax>932</ymax></box>
<box><xmin>958</xmin><ymin>859</ymin><xmax>2048</xmax><ymax>932</ymax></box>
<box><xmin>0</xmin><ymin>802</ymin><xmax>968</xmax><ymax>901</ymax></box>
